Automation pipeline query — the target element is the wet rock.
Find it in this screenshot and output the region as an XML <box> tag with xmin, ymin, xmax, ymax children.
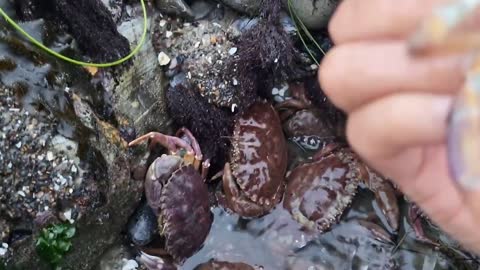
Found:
<box><xmin>97</xmin><ymin>244</ymin><xmax>137</xmax><ymax>270</ymax></box>
<box><xmin>0</xmin><ymin>85</ymin><xmax>89</xmax><ymax>244</ymax></box>
<box><xmin>99</xmin><ymin>0</ymin><xmax>125</xmax><ymax>24</ymax></box>
<box><xmin>0</xmin><ymin>57</ymin><xmax>17</xmax><ymax>71</ymax></box>
<box><xmin>99</xmin><ymin>16</ymin><xmax>174</xmax><ymax>137</ymax></box>
<box><xmin>6</xmin><ymin>93</ymin><xmax>143</xmax><ymax>270</ymax></box>
<box><xmin>154</xmin><ymin>0</ymin><xmax>194</xmax><ymax>19</ymax></box>
<box><xmin>282</xmin><ymin>0</ymin><xmax>340</xmax><ymax>30</ymax></box>
<box><xmin>127</xmin><ymin>202</ymin><xmax>158</xmax><ymax>246</ymax></box>
<box><xmin>152</xmin><ymin>10</ymin><xmax>247</xmax><ymax>110</ymax></box>
<box><xmin>191</xmin><ymin>0</ymin><xmax>217</xmax><ymax>20</ymax></box>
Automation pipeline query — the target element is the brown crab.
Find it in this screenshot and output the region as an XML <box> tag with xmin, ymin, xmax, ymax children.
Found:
<box><xmin>128</xmin><ymin>128</ymin><xmax>213</xmax><ymax>269</ymax></box>
<box><xmin>272</xmin><ymin>80</ymin><xmax>399</xmax><ymax>233</ymax></box>
<box><xmin>273</xmin><ymin>81</ymin><xmax>346</xmax><ymax>141</ymax></box>
<box><xmin>220</xmin><ymin>100</ymin><xmax>288</xmax><ymax>218</ymax></box>
<box><xmin>283</xmin><ymin>139</ymin><xmax>399</xmax><ymax>234</ymax></box>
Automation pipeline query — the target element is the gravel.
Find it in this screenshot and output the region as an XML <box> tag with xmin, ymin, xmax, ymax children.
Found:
<box><xmin>0</xmin><ymin>84</ymin><xmax>90</xmax><ymax>245</ymax></box>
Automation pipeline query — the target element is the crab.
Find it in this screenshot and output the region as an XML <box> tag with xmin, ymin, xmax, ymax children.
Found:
<box><xmin>272</xmin><ymin>81</ymin><xmax>399</xmax><ymax>233</ymax></box>
<box><xmin>273</xmin><ymin>81</ymin><xmax>346</xmax><ymax>141</ymax></box>
<box><xmin>283</xmin><ymin>143</ymin><xmax>397</xmax><ymax>233</ymax></box>
<box><xmin>128</xmin><ymin>127</ymin><xmax>213</xmax><ymax>269</ymax></box>
<box><xmin>220</xmin><ymin>100</ymin><xmax>289</xmax><ymax>218</ymax></box>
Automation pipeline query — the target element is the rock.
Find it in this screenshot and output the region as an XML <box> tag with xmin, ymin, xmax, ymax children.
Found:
<box><xmin>191</xmin><ymin>0</ymin><xmax>216</xmax><ymax>20</ymax></box>
<box><xmin>127</xmin><ymin>202</ymin><xmax>158</xmax><ymax>246</ymax></box>
<box><xmin>0</xmin><ymin>4</ymin><xmax>165</xmax><ymax>269</ymax></box>
<box><xmin>8</xmin><ymin>95</ymin><xmax>144</xmax><ymax>270</ymax></box>
<box><xmin>215</xmin><ymin>0</ymin><xmax>261</xmax><ymax>15</ymax></box>
<box><xmin>158</xmin><ymin>52</ymin><xmax>171</xmax><ymax>66</ymax></box>
<box><xmin>154</xmin><ymin>0</ymin><xmax>194</xmax><ymax>19</ymax></box>
<box><xmin>99</xmin><ymin>16</ymin><xmax>174</xmax><ymax>137</ymax></box>
<box><xmin>97</xmin><ymin>245</ymin><xmax>137</xmax><ymax>270</ymax></box>
<box><xmin>99</xmin><ymin>0</ymin><xmax>125</xmax><ymax>24</ymax></box>
<box><xmin>282</xmin><ymin>0</ymin><xmax>340</xmax><ymax>30</ymax></box>
<box><xmin>50</xmin><ymin>135</ymin><xmax>79</xmax><ymax>159</ymax></box>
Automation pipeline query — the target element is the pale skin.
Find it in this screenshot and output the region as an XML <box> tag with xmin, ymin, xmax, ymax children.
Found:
<box><xmin>319</xmin><ymin>0</ymin><xmax>480</xmax><ymax>254</ymax></box>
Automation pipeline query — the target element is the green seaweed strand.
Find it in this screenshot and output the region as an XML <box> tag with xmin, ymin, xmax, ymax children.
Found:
<box><xmin>287</xmin><ymin>0</ymin><xmax>326</xmax><ymax>65</ymax></box>
<box><xmin>0</xmin><ymin>0</ymin><xmax>148</xmax><ymax>67</ymax></box>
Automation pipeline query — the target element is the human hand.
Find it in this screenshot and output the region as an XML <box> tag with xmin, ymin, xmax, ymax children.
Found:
<box><xmin>319</xmin><ymin>0</ymin><xmax>480</xmax><ymax>253</ymax></box>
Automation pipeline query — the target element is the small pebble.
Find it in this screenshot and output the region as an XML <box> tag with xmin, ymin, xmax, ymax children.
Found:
<box><xmin>158</xmin><ymin>52</ymin><xmax>171</xmax><ymax>66</ymax></box>
<box><xmin>121</xmin><ymin>259</ymin><xmax>139</xmax><ymax>270</ymax></box>
<box><xmin>228</xmin><ymin>47</ymin><xmax>237</xmax><ymax>55</ymax></box>
<box><xmin>63</xmin><ymin>209</ymin><xmax>74</xmax><ymax>224</ymax></box>
<box><xmin>46</xmin><ymin>151</ymin><xmax>54</xmax><ymax>161</ymax></box>
<box><xmin>165</xmin><ymin>31</ymin><xmax>173</xmax><ymax>38</ymax></box>
<box><xmin>0</xmin><ymin>243</ymin><xmax>8</xmax><ymax>256</ymax></box>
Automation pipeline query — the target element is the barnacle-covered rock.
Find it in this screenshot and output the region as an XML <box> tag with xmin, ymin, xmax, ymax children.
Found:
<box><xmin>154</xmin><ymin>0</ymin><xmax>308</xmax><ymax>113</ymax></box>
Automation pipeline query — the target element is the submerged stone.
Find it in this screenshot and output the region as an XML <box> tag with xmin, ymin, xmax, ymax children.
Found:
<box><xmin>282</xmin><ymin>0</ymin><xmax>340</xmax><ymax>30</ymax></box>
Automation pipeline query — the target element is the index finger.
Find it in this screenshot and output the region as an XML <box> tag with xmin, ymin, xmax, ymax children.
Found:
<box><xmin>329</xmin><ymin>0</ymin><xmax>449</xmax><ymax>44</ymax></box>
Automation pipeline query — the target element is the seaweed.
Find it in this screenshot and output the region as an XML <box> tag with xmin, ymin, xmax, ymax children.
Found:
<box><xmin>225</xmin><ymin>0</ymin><xmax>303</xmax><ymax>112</ymax></box>
<box><xmin>36</xmin><ymin>223</ymin><xmax>76</xmax><ymax>267</ymax></box>
<box><xmin>166</xmin><ymin>84</ymin><xmax>234</xmax><ymax>174</ymax></box>
<box><xmin>13</xmin><ymin>0</ymin><xmax>131</xmax><ymax>64</ymax></box>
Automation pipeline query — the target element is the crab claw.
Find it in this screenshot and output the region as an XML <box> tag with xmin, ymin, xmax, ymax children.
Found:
<box><xmin>128</xmin><ymin>131</ymin><xmax>194</xmax><ymax>156</ymax></box>
<box><xmin>176</xmin><ymin>127</ymin><xmax>203</xmax><ymax>169</ymax></box>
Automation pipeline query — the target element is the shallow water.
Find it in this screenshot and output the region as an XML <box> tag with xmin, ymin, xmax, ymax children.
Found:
<box><xmin>180</xmin><ymin>186</ymin><xmax>480</xmax><ymax>269</ymax></box>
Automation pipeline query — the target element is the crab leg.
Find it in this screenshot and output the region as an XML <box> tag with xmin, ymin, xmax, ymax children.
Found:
<box><xmin>201</xmin><ymin>159</ymin><xmax>211</xmax><ymax>181</ymax></box>
<box><xmin>176</xmin><ymin>127</ymin><xmax>203</xmax><ymax>169</ymax></box>
<box><xmin>128</xmin><ymin>131</ymin><xmax>194</xmax><ymax>156</ymax></box>
<box><xmin>275</xmin><ymin>99</ymin><xmax>309</xmax><ymax>111</ymax></box>
<box><xmin>408</xmin><ymin>204</ymin><xmax>439</xmax><ymax>247</ymax></box>
<box><xmin>138</xmin><ymin>251</ymin><xmax>168</xmax><ymax>270</ymax></box>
